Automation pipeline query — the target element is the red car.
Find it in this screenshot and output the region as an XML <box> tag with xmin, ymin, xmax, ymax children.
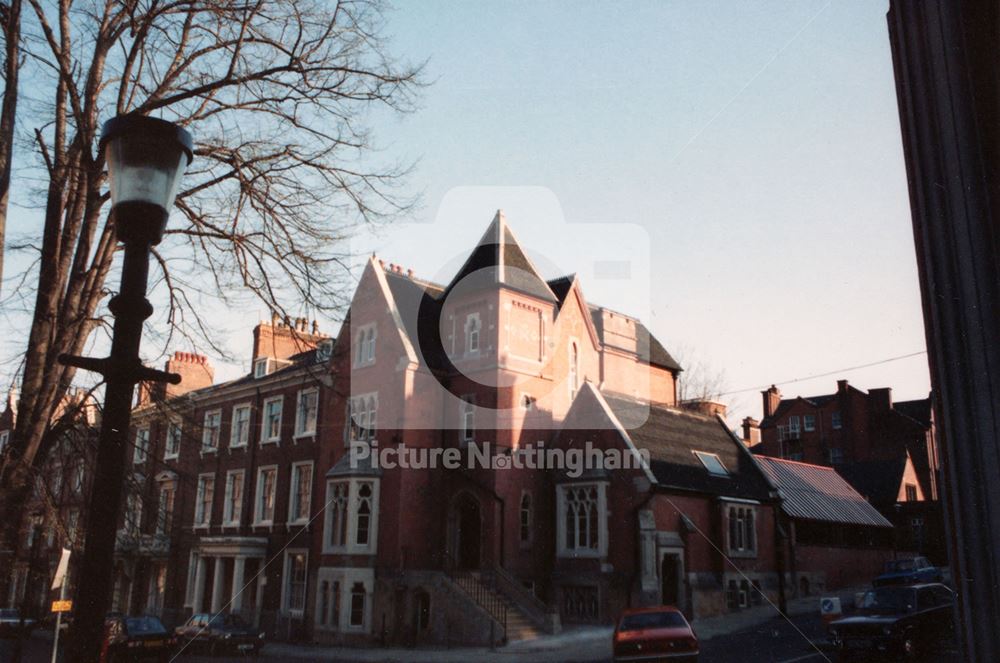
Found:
<box><xmin>613</xmin><ymin>606</ymin><xmax>699</xmax><ymax>662</ymax></box>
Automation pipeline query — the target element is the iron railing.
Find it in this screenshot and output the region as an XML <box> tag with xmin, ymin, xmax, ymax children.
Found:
<box><xmin>444</xmin><ymin>554</ymin><xmax>507</xmax><ymax>645</ymax></box>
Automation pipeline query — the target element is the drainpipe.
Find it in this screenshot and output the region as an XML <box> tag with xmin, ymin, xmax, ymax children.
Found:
<box><xmin>773</xmin><ymin>508</ymin><xmax>788</xmax><ymax>614</ymax></box>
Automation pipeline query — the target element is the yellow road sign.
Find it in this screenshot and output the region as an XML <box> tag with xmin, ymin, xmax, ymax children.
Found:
<box><xmin>51</xmin><ymin>600</ymin><xmax>72</xmax><ymax>613</ymax></box>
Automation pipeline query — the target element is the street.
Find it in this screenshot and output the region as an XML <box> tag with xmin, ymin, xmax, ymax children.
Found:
<box><xmin>1</xmin><ymin>612</ymin><xmax>962</xmax><ymax>663</ymax></box>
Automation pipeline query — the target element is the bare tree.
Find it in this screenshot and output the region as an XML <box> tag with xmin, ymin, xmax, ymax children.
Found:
<box><xmin>0</xmin><ymin>0</ymin><xmax>22</xmax><ymax>294</ymax></box>
<box><xmin>673</xmin><ymin>343</ymin><xmax>729</xmax><ymax>404</ymax></box>
<box><xmin>0</xmin><ymin>0</ymin><xmax>423</xmax><ymax>555</ymax></box>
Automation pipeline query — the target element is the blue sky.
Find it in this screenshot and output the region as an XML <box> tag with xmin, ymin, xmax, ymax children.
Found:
<box><xmin>355</xmin><ymin>0</ymin><xmax>929</xmax><ymax>419</ymax></box>
<box><xmin>1</xmin><ymin>1</ymin><xmax>930</xmax><ymax>421</ymax></box>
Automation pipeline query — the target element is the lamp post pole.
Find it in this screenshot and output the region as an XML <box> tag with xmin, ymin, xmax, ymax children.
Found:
<box><xmin>61</xmin><ymin>116</ymin><xmax>192</xmax><ymax>663</ymax></box>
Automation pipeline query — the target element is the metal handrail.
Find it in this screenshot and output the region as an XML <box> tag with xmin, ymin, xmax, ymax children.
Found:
<box><xmin>492</xmin><ymin>564</ymin><xmax>553</xmax><ymax>628</ymax></box>
<box><xmin>444</xmin><ymin>554</ymin><xmax>507</xmax><ymax>645</ymax></box>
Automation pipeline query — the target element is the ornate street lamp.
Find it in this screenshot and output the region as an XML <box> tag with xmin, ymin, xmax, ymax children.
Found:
<box><xmin>60</xmin><ymin>115</ymin><xmax>192</xmax><ymax>663</ymax></box>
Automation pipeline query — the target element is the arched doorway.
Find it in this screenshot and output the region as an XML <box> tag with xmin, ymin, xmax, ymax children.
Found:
<box><xmin>452</xmin><ymin>493</ymin><xmax>482</xmax><ymax>570</ymax></box>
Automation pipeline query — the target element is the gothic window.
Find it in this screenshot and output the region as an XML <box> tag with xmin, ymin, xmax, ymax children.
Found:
<box><xmin>328</xmin><ymin>483</ymin><xmax>349</xmax><ymax>548</ymax></box>
<box><xmin>561</xmin><ymin>484</ymin><xmax>604</xmax><ymax>553</ymax></box>
<box><xmin>324</xmin><ymin>479</ymin><xmax>379</xmax><ymax>554</ymax></box>
<box><xmin>345</xmin><ymin>394</ymin><xmax>378</xmax><ymax>443</ymax></box>
<box><xmin>356</xmin><ymin>483</ymin><xmax>373</xmax><ymax>545</ymax></box>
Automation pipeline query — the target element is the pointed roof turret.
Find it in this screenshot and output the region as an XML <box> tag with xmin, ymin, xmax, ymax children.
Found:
<box><xmin>446</xmin><ymin>210</ymin><xmax>557</xmax><ymax>302</ymax></box>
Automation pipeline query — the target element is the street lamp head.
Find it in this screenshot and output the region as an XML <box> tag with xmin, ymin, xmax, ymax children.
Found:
<box><xmin>100</xmin><ymin>115</ymin><xmax>193</xmax><ymax>245</ymax></box>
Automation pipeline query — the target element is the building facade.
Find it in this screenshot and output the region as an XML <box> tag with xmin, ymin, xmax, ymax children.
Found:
<box><xmin>4</xmin><ymin>212</ymin><xmax>907</xmax><ymax>647</ymax></box>
<box><xmin>749</xmin><ymin>380</ymin><xmax>939</xmax><ymax>501</ymax></box>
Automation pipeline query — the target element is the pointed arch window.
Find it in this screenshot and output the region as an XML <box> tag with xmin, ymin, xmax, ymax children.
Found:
<box><xmin>557</xmin><ymin>482</ymin><xmax>607</xmax><ymax>557</ymax></box>
<box><xmin>356</xmin><ymin>483</ymin><xmax>373</xmax><ymax>545</ymax></box>
<box><xmin>354</xmin><ymin>324</ymin><xmax>377</xmax><ymax>366</ymax></box>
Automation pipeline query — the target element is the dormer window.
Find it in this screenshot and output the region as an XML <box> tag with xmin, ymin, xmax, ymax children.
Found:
<box><xmin>693</xmin><ymin>451</ymin><xmax>729</xmax><ymax>476</ymax></box>
<box><xmin>253</xmin><ymin>358</ymin><xmax>269</xmax><ymax>378</ymax></box>
<box><xmin>465</xmin><ymin>314</ymin><xmax>481</xmax><ymax>354</ymax></box>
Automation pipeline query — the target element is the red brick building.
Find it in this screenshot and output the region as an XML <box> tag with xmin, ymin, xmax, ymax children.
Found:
<box><xmin>122</xmin><ymin>319</ymin><xmax>330</xmax><ymax>637</ymax></box>
<box><xmin>4</xmin><ymin>212</ymin><xmax>911</xmax><ymax>647</ymax></box>
<box><xmin>750</xmin><ymin>380</ymin><xmax>939</xmax><ymax>501</ymax></box>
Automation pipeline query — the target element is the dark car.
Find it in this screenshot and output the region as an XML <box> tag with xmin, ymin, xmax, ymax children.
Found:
<box><xmin>874</xmin><ymin>557</ymin><xmax>942</xmax><ymax>587</ymax></box>
<box><xmin>0</xmin><ymin>609</ymin><xmax>36</xmax><ymax>638</ymax></box>
<box><xmin>100</xmin><ymin>615</ymin><xmax>175</xmax><ymax>663</ymax></box>
<box><xmin>828</xmin><ymin>583</ymin><xmax>955</xmax><ymax>659</ymax></box>
<box><xmin>174</xmin><ymin>613</ymin><xmax>264</xmax><ymax>656</ymax></box>
<box><xmin>613</xmin><ymin>606</ymin><xmax>699</xmax><ymax>662</ymax></box>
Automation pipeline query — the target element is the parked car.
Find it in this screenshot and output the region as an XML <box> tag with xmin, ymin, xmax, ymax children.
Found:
<box><xmin>0</xmin><ymin>608</ymin><xmax>36</xmax><ymax>638</ymax></box>
<box><xmin>100</xmin><ymin>614</ymin><xmax>176</xmax><ymax>663</ymax></box>
<box><xmin>828</xmin><ymin>583</ymin><xmax>955</xmax><ymax>659</ymax></box>
<box><xmin>874</xmin><ymin>556</ymin><xmax>942</xmax><ymax>586</ymax></box>
<box><xmin>613</xmin><ymin>606</ymin><xmax>699</xmax><ymax>662</ymax></box>
<box><xmin>174</xmin><ymin>612</ymin><xmax>264</xmax><ymax>656</ymax></box>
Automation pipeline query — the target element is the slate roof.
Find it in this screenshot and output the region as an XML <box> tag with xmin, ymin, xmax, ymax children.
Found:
<box><xmin>836</xmin><ymin>457</ymin><xmax>908</xmax><ymax>506</ymax></box>
<box><xmin>756</xmin><ymin>456</ymin><xmax>893</xmax><ymax>528</ymax></box>
<box><xmin>547</xmin><ymin>275</ymin><xmax>575</xmax><ymax>306</ymax></box>
<box><xmin>383</xmin><ymin>269</ymin><xmax>446</xmax><ymax>366</ymax></box>
<box><xmin>445</xmin><ymin>211</ymin><xmax>557</xmax><ymax>302</ymax></box>
<box><xmin>894</xmin><ymin>398</ymin><xmax>932</xmax><ymax>427</ymax></box>
<box><xmin>604</xmin><ymin>396</ymin><xmax>772</xmax><ymax>501</ymax></box>
<box><xmin>588</xmin><ymin>307</ymin><xmax>682</xmax><ymax>373</ymax></box>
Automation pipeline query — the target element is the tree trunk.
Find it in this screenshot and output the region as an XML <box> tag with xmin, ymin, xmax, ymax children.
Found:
<box><xmin>0</xmin><ymin>0</ymin><xmax>21</xmax><ymax>295</ymax></box>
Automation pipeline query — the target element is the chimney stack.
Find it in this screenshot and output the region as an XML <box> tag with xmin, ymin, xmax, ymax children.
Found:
<box><xmin>253</xmin><ymin>316</ymin><xmax>326</xmax><ymax>361</ymax></box>
<box><xmin>869</xmin><ymin>387</ymin><xmax>893</xmax><ymax>410</ymax></box>
<box><xmin>164</xmin><ymin>351</ymin><xmax>215</xmax><ymax>399</ymax></box>
<box><xmin>762</xmin><ymin>385</ymin><xmax>781</xmax><ymax>418</ymax></box>
<box><xmin>742</xmin><ymin>417</ymin><xmax>760</xmax><ymax>446</ymax></box>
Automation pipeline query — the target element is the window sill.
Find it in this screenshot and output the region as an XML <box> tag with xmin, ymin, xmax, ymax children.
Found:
<box><xmin>200</xmin><ymin>448</ymin><xmax>218</xmax><ymax>456</ymax></box>
<box><xmin>293</xmin><ymin>432</ymin><xmax>316</xmax><ymax>441</ymax></box>
<box><xmin>260</xmin><ymin>439</ymin><xmax>281</xmax><ymax>447</ymax></box>
<box><xmin>287</xmin><ymin>520</ymin><xmax>310</xmax><ymax>530</ymax></box>
<box><xmin>229</xmin><ymin>443</ymin><xmax>248</xmax><ymax>452</ymax></box>
<box><xmin>163</xmin><ymin>454</ymin><xmax>179</xmax><ymax>462</ymax></box>
<box><xmin>556</xmin><ymin>548</ymin><xmax>602</xmax><ymax>559</ymax></box>
<box><xmin>727</xmin><ymin>550</ymin><xmax>758</xmax><ymax>559</ymax></box>
<box><xmin>193</xmin><ymin>524</ymin><xmax>211</xmax><ymax>530</ymax></box>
